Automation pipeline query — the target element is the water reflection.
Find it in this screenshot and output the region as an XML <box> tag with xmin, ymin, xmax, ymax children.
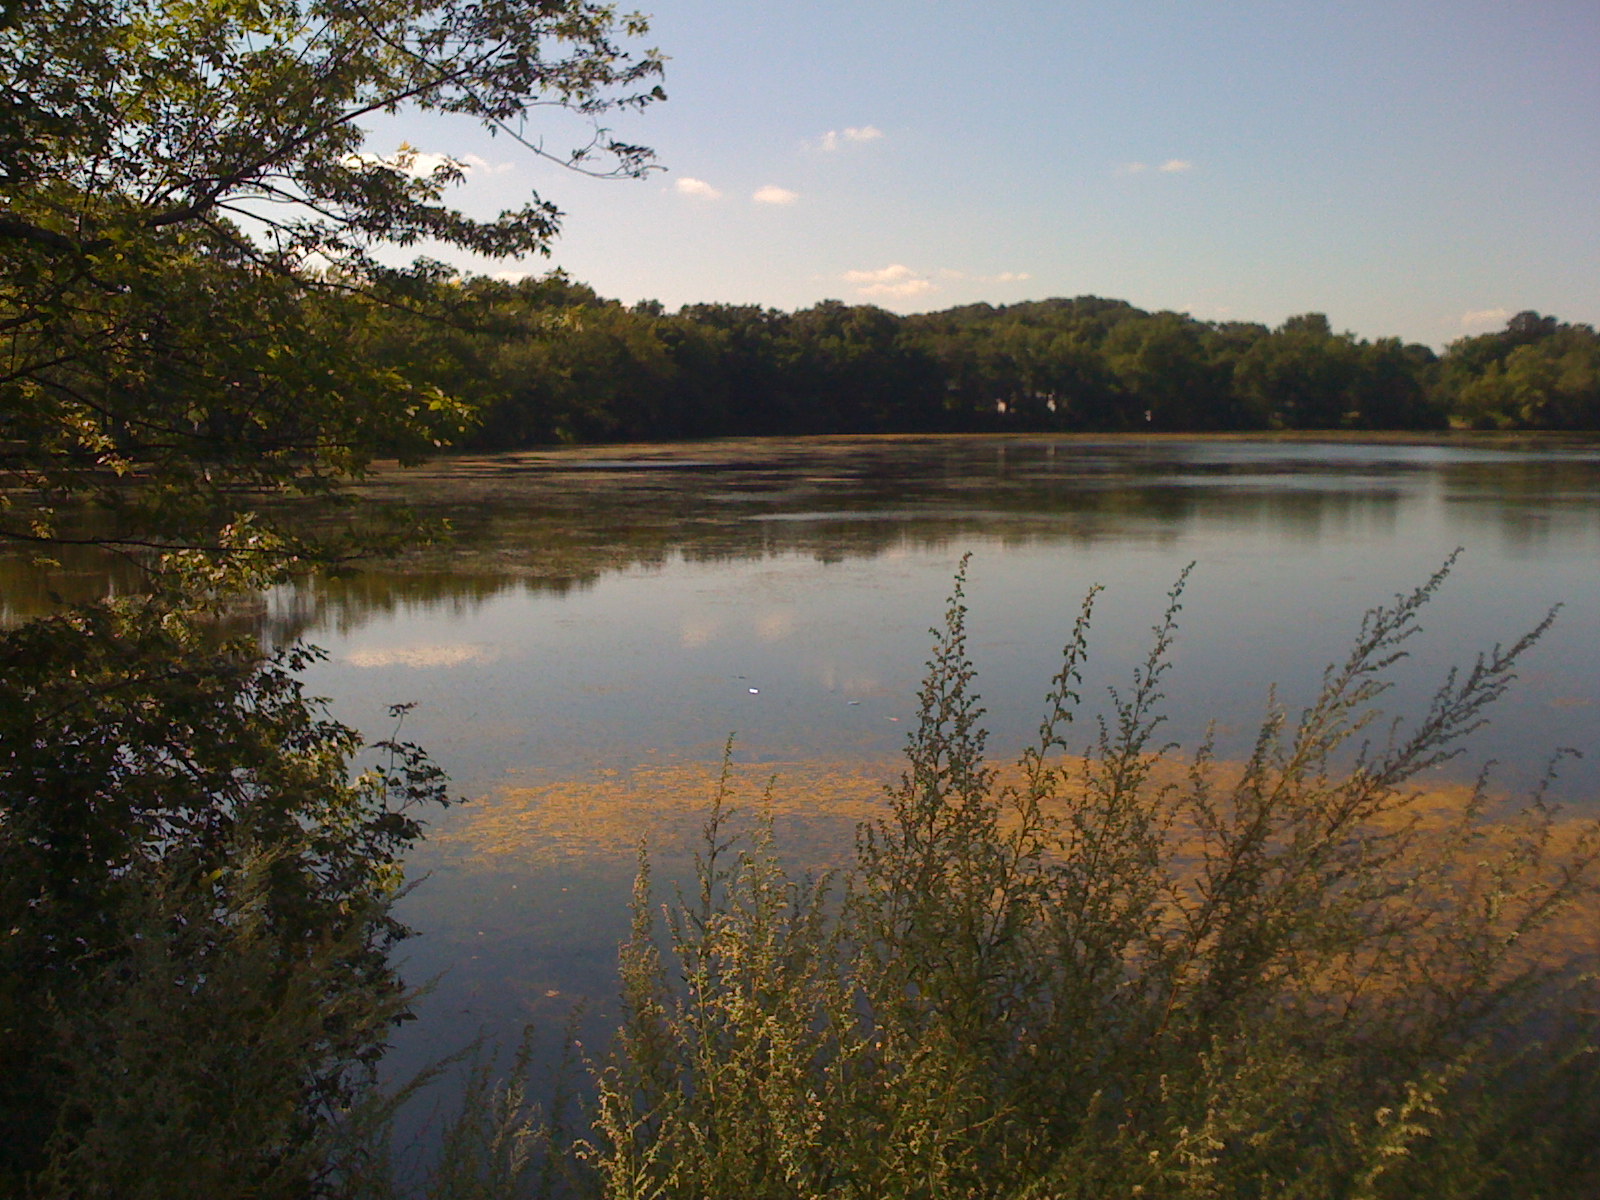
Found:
<box><xmin>0</xmin><ymin>540</ymin><xmax>159</xmax><ymax>623</ymax></box>
<box><xmin>295</xmin><ymin>440</ymin><xmax>1599</xmax><ymax>645</ymax></box>
<box><xmin>11</xmin><ymin>437</ymin><xmax>1600</xmax><ymax>632</ymax></box>
<box><xmin>8</xmin><ymin>434</ymin><xmax>1600</xmax><ymax>1103</ymax></box>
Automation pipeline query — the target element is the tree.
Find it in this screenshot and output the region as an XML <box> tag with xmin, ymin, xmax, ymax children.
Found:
<box><xmin>1436</xmin><ymin>313</ymin><xmax>1600</xmax><ymax>430</ymax></box>
<box><xmin>782</xmin><ymin>301</ymin><xmax>943</xmax><ymax>433</ymax></box>
<box><xmin>0</xmin><ymin>601</ymin><xmax>448</xmax><ymax>1193</ymax></box>
<box><xmin>1</xmin><ymin>0</ymin><xmax>664</xmax><ymax>560</ymax></box>
<box><xmin>663</xmin><ymin>303</ymin><xmax>792</xmax><ymax>435</ymax></box>
<box><xmin>0</xmin><ymin>0</ymin><xmax>663</xmax><ymax>1189</ymax></box>
<box><xmin>1234</xmin><ymin>314</ymin><xmax>1360</xmax><ymax>428</ymax></box>
<box><xmin>1454</xmin><ymin>325</ymin><xmax>1600</xmax><ymax>430</ymax></box>
<box><xmin>1346</xmin><ymin>337</ymin><xmax>1440</xmax><ymax>429</ymax></box>
<box><xmin>1104</xmin><ymin>311</ymin><xmax>1236</xmax><ymax>429</ymax></box>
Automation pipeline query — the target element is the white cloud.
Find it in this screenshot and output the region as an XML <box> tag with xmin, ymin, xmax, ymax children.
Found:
<box><xmin>860</xmin><ymin>278</ymin><xmax>937</xmax><ymax>298</ymax></box>
<box><xmin>674</xmin><ymin>176</ymin><xmax>723</xmax><ymax>200</ymax></box>
<box><xmin>814</xmin><ymin>125</ymin><xmax>885</xmax><ymax>152</ymax></box>
<box><xmin>344</xmin><ymin>150</ymin><xmax>419</xmax><ymax>174</ymax></box>
<box><xmin>492</xmin><ymin>270</ymin><xmax>532</xmax><ymax>283</ymax></box>
<box><xmin>753</xmin><ymin>184</ymin><xmax>799</xmax><ymax>205</ymax></box>
<box><xmin>843</xmin><ymin>264</ymin><xmax>919</xmax><ymax>285</ymax></box>
<box><xmin>406</xmin><ymin>151</ymin><xmax>456</xmax><ymax>176</ymax></box>
<box><xmin>1117</xmin><ymin>159</ymin><xmax>1194</xmax><ymax>177</ymax></box>
<box><xmin>936</xmin><ymin>268</ymin><xmax>1031</xmax><ymax>284</ymax></box>
<box><xmin>842</xmin><ymin>264</ymin><xmax>934</xmax><ymax>299</ymax></box>
<box><xmin>843</xmin><ymin>263</ymin><xmax>1030</xmax><ymax>300</ymax></box>
<box><xmin>462</xmin><ymin>153</ymin><xmax>515</xmax><ymax>175</ymax></box>
<box><xmin>1461</xmin><ymin>307</ymin><xmax>1512</xmax><ymax>330</ymax></box>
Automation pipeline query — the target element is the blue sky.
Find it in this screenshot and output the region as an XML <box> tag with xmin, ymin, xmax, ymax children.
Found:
<box><xmin>371</xmin><ymin>0</ymin><xmax>1599</xmax><ymax>348</ymax></box>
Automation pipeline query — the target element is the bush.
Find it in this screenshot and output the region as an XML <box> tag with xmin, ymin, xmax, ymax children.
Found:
<box><xmin>587</xmin><ymin>560</ymin><xmax>1600</xmax><ymax>1199</ymax></box>
<box><xmin>0</xmin><ymin>597</ymin><xmax>447</xmax><ymax>1197</ymax></box>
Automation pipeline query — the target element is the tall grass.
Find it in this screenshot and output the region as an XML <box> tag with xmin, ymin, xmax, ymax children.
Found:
<box><xmin>586</xmin><ymin>559</ymin><xmax>1600</xmax><ymax>1199</ymax></box>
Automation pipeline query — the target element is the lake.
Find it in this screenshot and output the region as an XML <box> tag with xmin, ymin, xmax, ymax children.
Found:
<box><xmin>11</xmin><ymin>433</ymin><xmax>1600</xmax><ymax>1089</ymax></box>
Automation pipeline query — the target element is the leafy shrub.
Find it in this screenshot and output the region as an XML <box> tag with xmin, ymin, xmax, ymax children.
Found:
<box><xmin>0</xmin><ymin>597</ymin><xmax>447</xmax><ymax>1197</ymax></box>
<box><xmin>588</xmin><ymin>560</ymin><xmax>1600</xmax><ymax>1199</ymax></box>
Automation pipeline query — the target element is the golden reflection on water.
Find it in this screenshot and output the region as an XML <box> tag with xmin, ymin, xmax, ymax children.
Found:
<box><xmin>438</xmin><ymin>753</ymin><xmax>1599</xmax><ymax>962</ymax></box>
<box><xmin>438</xmin><ymin>758</ymin><xmax>901</xmax><ymax>869</ymax></box>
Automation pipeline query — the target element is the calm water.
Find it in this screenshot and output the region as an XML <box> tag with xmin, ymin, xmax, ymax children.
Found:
<box><xmin>10</xmin><ymin>434</ymin><xmax>1600</xmax><ymax>1079</ymax></box>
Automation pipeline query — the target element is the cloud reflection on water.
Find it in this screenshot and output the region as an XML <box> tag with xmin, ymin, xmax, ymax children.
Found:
<box><xmin>345</xmin><ymin>642</ymin><xmax>499</xmax><ymax>668</ymax></box>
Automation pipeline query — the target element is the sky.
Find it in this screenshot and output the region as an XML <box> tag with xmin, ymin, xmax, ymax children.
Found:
<box><xmin>366</xmin><ymin>0</ymin><xmax>1600</xmax><ymax>349</ymax></box>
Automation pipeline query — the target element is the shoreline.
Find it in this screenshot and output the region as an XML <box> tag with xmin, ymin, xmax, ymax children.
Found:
<box><xmin>363</xmin><ymin>427</ymin><xmax>1600</xmax><ymax>484</ymax></box>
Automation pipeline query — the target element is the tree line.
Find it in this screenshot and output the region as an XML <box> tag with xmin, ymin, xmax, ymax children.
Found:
<box><xmin>360</xmin><ymin>271</ymin><xmax>1600</xmax><ymax>446</ymax></box>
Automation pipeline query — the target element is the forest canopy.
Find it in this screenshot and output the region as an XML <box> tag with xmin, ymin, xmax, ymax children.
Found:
<box><xmin>334</xmin><ymin>271</ymin><xmax>1600</xmax><ymax>449</ymax></box>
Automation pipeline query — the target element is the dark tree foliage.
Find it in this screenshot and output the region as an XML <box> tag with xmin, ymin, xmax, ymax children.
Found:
<box><xmin>199</xmin><ymin>270</ymin><xmax>1596</xmax><ymax>449</ymax></box>
<box><xmin>1</xmin><ymin>0</ymin><xmax>663</xmax><ymax>559</ymax></box>
<box><xmin>384</xmin><ymin>280</ymin><xmax>1497</xmax><ymax>444</ymax></box>
<box><xmin>0</xmin><ymin>598</ymin><xmax>448</xmax><ymax>1191</ymax></box>
<box><xmin>0</xmin><ymin>0</ymin><xmax>663</xmax><ymax>1191</ymax></box>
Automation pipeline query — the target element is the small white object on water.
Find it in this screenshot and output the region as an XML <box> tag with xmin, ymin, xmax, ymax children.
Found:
<box><xmin>748</xmin><ymin>687</ymin><xmax>759</xmax><ymax>694</ymax></box>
